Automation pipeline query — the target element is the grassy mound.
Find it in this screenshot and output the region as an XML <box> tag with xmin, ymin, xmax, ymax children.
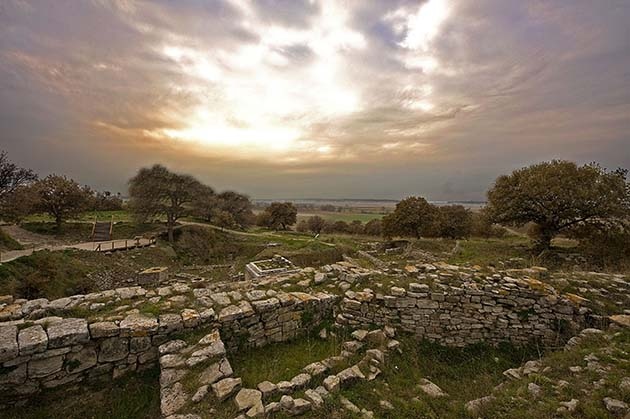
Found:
<box><xmin>0</xmin><ymin>228</ymin><xmax>23</xmax><ymax>251</ymax></box>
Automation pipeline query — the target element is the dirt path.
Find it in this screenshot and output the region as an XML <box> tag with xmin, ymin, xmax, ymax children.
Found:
<box><xmin>0</xmin><ymin>230</ymin><xmax>155</xmax><ymax>263</ymax></box>
<box><xmin>0</xmin><ymin>225</ymin><xmax>64</xmax><ymax>248</ymax></box>
<box><xmin>178</xmin><ymin>221</ymin><xmax>336</xmax><ymax>247</ymax></box>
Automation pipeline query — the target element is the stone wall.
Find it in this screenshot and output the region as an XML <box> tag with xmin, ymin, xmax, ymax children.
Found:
<box><xmin>0</xmin><ymin>290</ymin><xmax>337</xmax><ymax>407</ymax></box>
<box><xmin>337</xmin><ymin>277</ymin><xmax>589</xmax><ymax>347</ymax></box>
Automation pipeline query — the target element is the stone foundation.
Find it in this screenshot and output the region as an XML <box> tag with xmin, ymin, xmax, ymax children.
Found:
<box><xmin>0</xmin><ymin>289</ymin><xmax>337</xmax><ymax>407</ymax></box>
<box><xmin>337</xmin><ymin>277</ymin><xmax>590</xmax><ymax>347</ymax></box>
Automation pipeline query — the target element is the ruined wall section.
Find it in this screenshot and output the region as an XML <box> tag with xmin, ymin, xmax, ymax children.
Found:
<box><xmin>0</xmin><ymin>289</ymin><xmax>337</xmax><ymax>407</ymax></box>
<box><xmin>337</xmin><ymin>278</ymin><xmax>588</xmax><ymax>347</ymax></box>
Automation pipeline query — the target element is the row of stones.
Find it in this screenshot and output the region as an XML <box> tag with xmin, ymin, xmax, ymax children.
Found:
<box><xmin>162</xmin><ymin>326</ymin><xmax>399</xmax><ymax>419</ymax></box>
<box><xmin>337</xmin><ymin>279</ymin><xmax>583</xmax><ymax>347</ymax></box>
<box><xmin>0</xmin><ymin>291</ymin><xmax>336</xmax><ymax>405</ymax></box>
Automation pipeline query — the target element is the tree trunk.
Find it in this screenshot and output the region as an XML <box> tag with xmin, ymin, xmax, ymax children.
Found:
<box><xmin>167</xmin><ymin>217</ymin><xmax>175</xmax><ymax>242</ymax></box>
<box><xmin>55</xmin><ymin>215</ymin><xmax>63</xmax><ymax>231</ymax></box>
<box><xmin>534</xmin><ymin>229</ymin><xmax>554</xmax><ymax>251</ymax></box>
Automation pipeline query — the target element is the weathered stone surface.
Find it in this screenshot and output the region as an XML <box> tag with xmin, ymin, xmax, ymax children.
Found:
<box><xmin>159</xmin><ymin>314</ymin><xmax>184</xmax><ymax>334</ymax></box>
<box><xmin>65</xmin><ymin>347</ymin><xmax>97</xmax><ymax>373</ymax></box>
<box><xmin>418</xmin><ymin>378</ymin><xmax>447</xmax><ymax>398</ymax></box>
<box><xmin>277</xmin><ymin>380</ymin><xmax>294</xmax><ymax>394</ymax></box>
<box><xmin>465</xmin><ymin>395</ymin><xmax>496</xmax><ymax>413</ymax></box>
<box><xmin>323</xmin><ymin>375</ymin><xmax>340</xmax><ymax>392</ymax></box>
<box><xmin>89</xmin><ymin>322</ymin><xmax>119</xmax><ymax>338</ymax></box>
<box><xmin>159</xmin><ymin>340</ymin><xmax>187</xmax><ymax>355</ymax></box>
<box><xmin>257</xmin><ymin>381</ymin><xmax>278</xmax><ymax>399</ymax></box>
<box><xmin>288</xmin><ymin>398</ymin><xmax>311</xmax><ymax>416</ymax></box>
<box><xmin>290</xmin><ymin>373</ymin><xmax>311</xmax><ymax>389</ymax></box>
<box><xmin>46</xmin><ymin>319</ymin><xmax>89</xmax><ymax>348</ymax></box>
<box><xmin>199</xmin><ymin>357</ymin><xmax>233</xmax><ymax>385</ymax></box>
<box><xmin>234</xmin><ymin>388</ymin><xmax>263</xmax><ymax>412</ymax></box>
<box><xmin>0</xmin><ymin>363</ymin><xmax>26</xmax><ymax>385</ymax></box>
<box><xmin>120</xmin><ymin>314</ymin><xmax>158</xmax><ymax>337</ymax></box>
<box><xmin>337</xmin><ymin>366</ymin><xmax>365</xmax><ymax>387</ymax></box>
<box><xmin>17</xmin><ymin>325</ymin><xmax>47</xmax><ymax>355</ymax></box>
<box><xmin>161</xmin><ymin>382</ymin><xmax>188</xmax><ymax>416</ymax></box>
<box><xmin>603</xmin><ymin>397</ymin><xmax>628</xmax><ymax>415</ymax></box>
<box><xmin>99</xmin><ymin>337</ymin><xmax>129</xmax><ymax>362</ymax></box>
<box><xmin>130</xmin><ymin>337</ymin><xmax>152</xmax><ymax>353</ymax></box>
<box><xmin>303</xmin><ymin>362</ymin><xmax>327</xmax><ymax>377</ymax></box>
<box><xmin>212</xmin><ymin>377</ymin><xmax>242</xmax><ymax>401</ymax></box>
<box><xmin>304</xmin><ymin>389</ymin><xmax>324</xmax><ymax>409</ymax></box>
<box><xmin>28</xmin><ymin>355</ymin><xmax>64</xmax><ymax>378</ymax></box>
<box><xmin>0</xmin><ymin>325</ymin><xmax>18</xmax><ymax>362</ymax></box>
<box><xmin>191</xmin><ymin>340</ymin><xmax>225</xmax><ymax>359</ymax></box>
<box><xmin>160</xmin><ymin>368</ymin><xmax>187</xmax><ymax>388</ymax></box>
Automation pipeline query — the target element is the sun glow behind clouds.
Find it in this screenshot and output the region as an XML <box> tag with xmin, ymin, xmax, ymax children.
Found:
<box><xmin>153</xmin><ymin>0</ymin><xmax>366</xmax><ymax>158</ymax></box>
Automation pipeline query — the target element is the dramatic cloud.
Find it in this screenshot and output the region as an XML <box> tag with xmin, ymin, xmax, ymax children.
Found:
<box><xmin>0</xmin><ymin>0</ymin><xmax>628</xmax><ymax>199</ymax></box>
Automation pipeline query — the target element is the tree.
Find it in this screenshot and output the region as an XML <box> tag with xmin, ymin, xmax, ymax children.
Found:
<box><xmin>32</xmin><ymin>175</ymin><xmax>92</xmax><ymax>229</ymax></box>
<box><xmin>307</xmin><ymin>216</ymin><xmax>326</xmax><ymax>234</ymax></box>
<box><xmin>381</xmin><ymin>196</ymin><xmax>437</xmax><ymax>239</ymax></box>
<box><xmin>486</xmin><ymin>160</ymin><xmax>630</xmax><ymax>249</ymax></box>
<box><xmin>363</xmin><ymin>219</ymin><xmax>382</xmax><ymax>236</ymax></box>
<box><xmin>0</xmin><ymin>151</ymin><xmax>37</xmax><ymax>202</ymax></box>
<box><xmin>215</xmin><ymin>191</ymin><xmax>254</xmax><ymax>228</ymax></box>
<box><xmin>258</xmin><ymin>202</ymin><xmax>297</xmax><ymax>230</ymax></box>
<box><xmin>0</xmin><ymin>185</ymin><xmax>39</xmax><ymax>223</ymax></box>
<box><xmin>128</xmin><ymin>165</ymin><xmax>208</xmax><ymax>242</ymax></box>
<box><xmin>435</xmin><ymin>205</ymin><xmax>473</xmax><ymax>239</ymax></box>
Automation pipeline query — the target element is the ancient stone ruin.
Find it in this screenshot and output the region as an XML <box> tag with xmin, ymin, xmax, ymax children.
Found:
<box><xmin>0</xmin><ymin>257</ymin><xmax>612</xmax><ymax>418</ymax></box>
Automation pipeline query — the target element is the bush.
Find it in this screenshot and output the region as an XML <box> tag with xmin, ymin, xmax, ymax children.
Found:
<box><xmin>569</xmin><ymin>220</ymin><xmax>630</xmax><ymax>270</ymax></box>
<box><xmin>363</xmin><ymin>219</ymin><xmax>382</xmax><ymax>236</ymax></box>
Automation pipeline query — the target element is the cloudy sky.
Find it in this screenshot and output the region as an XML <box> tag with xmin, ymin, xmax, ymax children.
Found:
<box><xmin>1</xmin><ymin>0</ymin><xmax>629</xmax><ymax>200</ymax></box>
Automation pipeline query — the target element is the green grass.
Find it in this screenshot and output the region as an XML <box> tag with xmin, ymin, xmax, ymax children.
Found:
<box><xmin>291</xmin><ymin>335</ymin><xmax>540</xmax><ymax>419</ymax></box>
<box><xmin>230</xmin><ymin>333</ymin><xmax>343</xmax><ymax>388</ymax></box>
<box><xmin>23</xmin><ymin>210</ymin><xmax>134</xmax><ymax>223</ymax></box>
<box><xmin>479</xmin><ymin>329</ymin><xmax>630</xmax><ymax>419</ymax></box>
<box><xmin>447</xmin><ymin>236</ymin><xmax>535</xmax><ymax>267</ymax></box>
<box><xmin>0</xmin><ymin>250</ymin><xmax>92</xmax><ymax>299</ymax></box>
<box><xmin>0</xmin><ymin>228</ymin><xmax>23</xmax><ymax>251</ymax></box>
<box><xmin>0</xmin><ymin>245</ymin><xmax>179</xmax><ymax>300</ymax></box>
<box><xmin>2</xmin><ymin>365</ymin><xmax>160</xmax><ymax>419</ymax></box>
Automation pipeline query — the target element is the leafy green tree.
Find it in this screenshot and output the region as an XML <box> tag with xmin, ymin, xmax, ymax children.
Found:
<box><xmin>381</xmin><ymin>196</ymin><xmax>437</xmax><ymax>239</ymax></box>
<box><xmin>32</xmin><ymin>175</ymin><xmax>92</xmax><ymax>229</ymax></box>
<box><xmin>486</xmin><ymin>160</ymin><xmax>630</xmax><ymax>249</ymax></box>
<box><xmin>258</xmin><ymin>202</ymin><xmax>297</xmax><ymax>230</ymax></box>
<box><xmin>128</xmin><ymin>165</ymin><xmax>208</xmax><ymax>242</ymax></box>
<box><xmin>307</xmin><ymin>215</ymin><xmax>326</xmax><ymax>234</ymax></box>
<box><xmin>435</xmin><ymin>205</ymin><xmax>473</xmax><ymax>239</ymax></box>
<box><xmin>215</xmin><ymin>191</ymin><xmax>254</xmax><ymax>227</ymax></box>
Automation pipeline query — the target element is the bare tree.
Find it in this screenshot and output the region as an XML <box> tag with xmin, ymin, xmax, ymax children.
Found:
<box><xmin>0</xmin><ymin>151</ymin><xmax>37</xmax><ymax>202</ymax></box>
<box><xmin>32</xmin><ymin>175</ymin><xmax>92</xmax><ymax>229</ymax></box>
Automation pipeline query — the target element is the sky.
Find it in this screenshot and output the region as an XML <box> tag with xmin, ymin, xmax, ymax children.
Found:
<box><xmin>0</xmin><ymin>0</ymin><xmax>629</xmax><ymax>200</ymax></box>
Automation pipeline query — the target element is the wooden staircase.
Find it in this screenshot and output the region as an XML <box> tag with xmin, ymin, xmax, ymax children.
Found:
<box><xmin>91</xmin><ymin>217</ymin><xmax>113</xmax><ymax>242</ymax></box>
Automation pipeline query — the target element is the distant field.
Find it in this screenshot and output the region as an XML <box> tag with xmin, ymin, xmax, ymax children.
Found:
<box><xmin>297</xmin><ymin>211</ymin><xmax>386</xmax><ymax>223</ymax></box>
